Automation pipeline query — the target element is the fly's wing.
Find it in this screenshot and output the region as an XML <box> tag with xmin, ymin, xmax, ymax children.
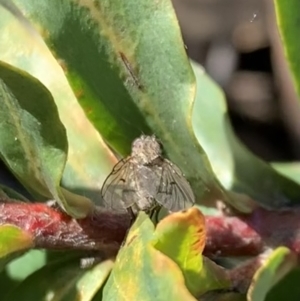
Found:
<box><xmin>101</xmin><ymin>158</ymin><xmax>137</xmax><ymax>213</ymax></box>
<box><xmin>155</xmin><ymin>159</ymin><xmax>195</xmax><ymax>212</ymax></box>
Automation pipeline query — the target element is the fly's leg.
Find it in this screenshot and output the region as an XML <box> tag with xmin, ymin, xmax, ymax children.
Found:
<box><xmin>149</xmin><ymin>205</ymin><xmax>161</xmax><ymax>225</ymax></box>
<box><xmin>126</xmin><ymin>206</ymin><xmax>136</xmax><ymax>225</ymax></box>
<box><xmin>153</xmin><ymin>206</ymin><xmax>161</xmax><ymax>224</ymax></box>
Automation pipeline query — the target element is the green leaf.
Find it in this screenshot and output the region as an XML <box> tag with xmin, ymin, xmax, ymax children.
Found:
<box><xmin>153</xmin><ymin>208</ymin><xmax>230</xmax><ymax>296</ymax></box>
<box><xmin>6</xmin><ymin>249</ymin><xmax>46</xmax><ymax>281</ymax></box>
<box><xmin>272</xmin><ymin>162</ymin><xmax>300</xmax><ymax>185</ymax></box>
<box><xmin>0</xmin><ymin>225</ymin><xmax>33</xmax><ymax>271</ymax></box>
<box><xmin>0</xmin><ymin>160</ymin><xmax>32</xmax><ymax>199</ymax></box>
<box><xmin>274</xmin><ymin>0</ymin><xmax>300</xmax><ymax>99</ymax></box>
<box><xmin>0</xmin><ymin>61</ymin><xmax>92</xmax><ymax>218</ymax></box>
<box><xmin>247</xmin><ymin>247</ymin><xmax>298</xmax><ymax>301</ymax></box>
<box><xmin>7</xmin><ymin>0</ymin><xmax>232</xmax><ymax>206</ymax></box>
<box><xmin>0</xmin><ymin>62</ymin><xmax>66</xmax><ymax>200</ymax></box>
<box><xmin>0</xmin><ymin>1</ymin><xmax>118</xmax><ymax>206</ymax></box>
<box><xmin>4</xmin><ymin>256</ymin><xmax>113</xmax><ymax>301</ymax></box>
<box><xmin>191</xmin><ymin>61</ymin><xmax>300</xmax><ymax>209</ymax></box>
<box><xmin>0</xmin><ymin>250</ymin><xmax>46</xmax><ymax>299</ymax></box>
<box><xmin>0</xmin><ymin>184</ymin><xmax>28</xmax><ymax>201</ymax></box>
<box><xmin>103</xmin><ymin>212</ymin><xmax>197</xmax><ymax>301</ymax></box>
<box><xmin>265</xmin><ymin>267</ymin><xmax>300</xmax><ymax>301</ymax></box>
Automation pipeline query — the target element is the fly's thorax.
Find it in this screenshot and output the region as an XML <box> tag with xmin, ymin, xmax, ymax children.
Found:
<box><xmin>130</xmin><ymin>164</ymin><xmax>161</xmax><ymax>211</ymax></box>
<box><xmin>131</xmin><ymin>135</ymin><xmax>162</xmax><ymax>164</ymax></box>
<box><xmin>137</xmin><ymin>196</ymin><xmax>157</xmax><ymax>211</ymax></box>
<box><xmin>134</xmin><ymin>164</ymin><xmax>161</xmax><ymax>193</ymax></box>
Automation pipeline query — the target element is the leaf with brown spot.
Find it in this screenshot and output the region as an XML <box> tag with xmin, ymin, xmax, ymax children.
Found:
<box><xmin>153</xmin><ymin>208</ymin><xmax>230</xmax><ymax>297</ymax></box>
<box><xmin>103</xmin><ymin>212</ymin><xmax>197</xmax><ymax>301</ymax></box>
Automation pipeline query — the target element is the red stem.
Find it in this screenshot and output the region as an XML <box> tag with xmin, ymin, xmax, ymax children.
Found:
<box><xmin>0</xmin><ymin>201</ymin><xmax>130</xmax><ymax>256</ymax></box>
<box><xmin>205</xmin><ymin>207</ymin><xmax>300</xmax><ymax>256</ymax></box>
<box><xmin>0</xmin><ymin>200</ymin><xmax>299</xmax><ymax>257</ymax></box>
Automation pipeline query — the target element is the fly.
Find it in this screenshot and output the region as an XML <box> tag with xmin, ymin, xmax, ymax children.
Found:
<box><xmin>119</xmin><ymin>52</ymin><xmax>143</xmax><ymax>90</ymax></box>
<box><xmin>101</xmin><ymin>135</ymin><xmax>195</xmax><ymax>222</ymax></box>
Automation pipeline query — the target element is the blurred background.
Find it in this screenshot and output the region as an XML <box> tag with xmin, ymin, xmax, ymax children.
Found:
<box><xmin>172</xmin><ymin>0</ymin><xmax>300</xmax><ymax>162</ymax></box>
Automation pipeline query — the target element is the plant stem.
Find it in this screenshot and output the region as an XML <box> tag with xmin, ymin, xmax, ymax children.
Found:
<box><xmin>0</xmin><ymin>200</ymin><xmax>299</xmax><ymax>258</ymax></box>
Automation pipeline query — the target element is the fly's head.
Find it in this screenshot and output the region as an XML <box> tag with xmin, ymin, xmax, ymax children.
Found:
<box><xmin>131</xmin><ymin>135</ymin><xmax>162</xmax><ymax>164</ymax></box>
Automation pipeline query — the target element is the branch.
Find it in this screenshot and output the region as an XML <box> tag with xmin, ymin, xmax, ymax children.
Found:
<box><xmin>0</xmin><ymin>199</ymin><xmax>299</xmax><ymax>257</ymax></box>
<box><xmin>0</xmin><ymin>200</ymin><xmax>130</xmax><ymax>256</ymax></box>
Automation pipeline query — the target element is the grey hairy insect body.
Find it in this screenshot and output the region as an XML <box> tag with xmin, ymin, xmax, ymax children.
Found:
<box><xmin>101</xmin><ymin>135</ymin><xmax>195</xmax><ymax>217</ymax></box>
